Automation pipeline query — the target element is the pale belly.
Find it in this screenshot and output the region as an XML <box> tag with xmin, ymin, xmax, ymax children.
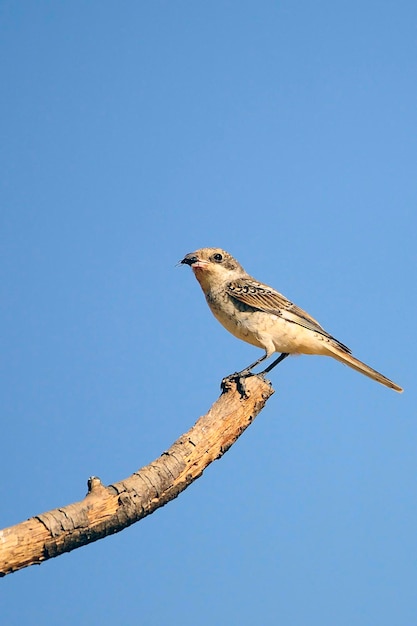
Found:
<box><xmin>208</xmin><ymin>300</ymin><xmax>329</xmax><ymax>357</ymax></box>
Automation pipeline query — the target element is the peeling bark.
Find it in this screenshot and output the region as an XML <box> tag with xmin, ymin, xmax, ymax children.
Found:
<box><xmin>0</xmin><ymin>375</ymin><xmax>274</xmax><ymax>576</ymax></box>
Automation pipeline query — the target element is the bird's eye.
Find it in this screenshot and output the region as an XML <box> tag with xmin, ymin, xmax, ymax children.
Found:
<box><xmin>212</xmin><ymin>253</ymin><xmax>223</xmax><ymax>263</ymax></box>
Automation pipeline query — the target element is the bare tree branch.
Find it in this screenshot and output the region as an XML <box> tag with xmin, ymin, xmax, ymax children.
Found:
<box><xmin>0</xmin><ymin>376</ymin><xmax>274</xmax><ymax>577</ymax></box>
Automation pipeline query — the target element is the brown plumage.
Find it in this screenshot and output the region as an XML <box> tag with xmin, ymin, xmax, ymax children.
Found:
<box><xmin>181</xmin><ymin>247</ymin><xmax>403</xmax><ymax>392</ymax></box>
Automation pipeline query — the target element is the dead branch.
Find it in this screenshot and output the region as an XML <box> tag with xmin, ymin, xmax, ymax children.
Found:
<box><xmin>0</xmin><ymin>376</ymin><xmax>274</xmax><ymax>577</ymax></box>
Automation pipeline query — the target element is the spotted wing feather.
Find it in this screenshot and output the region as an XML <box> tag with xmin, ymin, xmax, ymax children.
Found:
<box><xmin>226</xmin><ymin>278</ymin><xmax>351</xmax><ymax>353</ymax></box>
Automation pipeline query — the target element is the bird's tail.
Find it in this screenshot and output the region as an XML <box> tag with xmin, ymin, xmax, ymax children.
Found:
<box><xmin>326</xmin><ymin>345</ymin><xmax>403</xmax><ymax>392</ymax></box>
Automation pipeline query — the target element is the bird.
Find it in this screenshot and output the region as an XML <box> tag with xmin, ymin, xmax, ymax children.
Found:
<box><xmin>180</xmin><ymin>247</ymin><xmax>403</xmax><ymax>392</ymax></box>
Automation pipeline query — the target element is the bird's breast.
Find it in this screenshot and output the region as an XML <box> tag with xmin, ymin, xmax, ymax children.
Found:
<box><xmin>205</xmin><ymin>290</ymin><xmax>267</xmax><ymax>349</ymax></box>
<box><xmin>205</xmin><ymin>289</ymin><xmax>333</xmax><ymax>355</ymax></box>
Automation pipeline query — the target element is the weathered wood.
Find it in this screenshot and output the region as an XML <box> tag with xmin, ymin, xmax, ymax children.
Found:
<box><xmin>0</xmin><ymin>375</ymin><xmax>274</xmax><ymax>576</ymax></box>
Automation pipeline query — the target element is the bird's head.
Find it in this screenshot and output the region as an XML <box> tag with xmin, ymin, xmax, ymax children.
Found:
<box><xmin>180</xmin><ymin>248</ymin><xmax>245</xmax><ymax>291</ymax></box>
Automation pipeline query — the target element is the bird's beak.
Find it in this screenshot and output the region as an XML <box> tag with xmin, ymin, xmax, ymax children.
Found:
<box><xmin>180</xmin><ymin>253</ymin><xmax>199</xmax><ymax>266</ymax></box>
<box><xmin>180</xmin><ymin>252</ymin><xmax>209</xmax><ymax>270</ymax></box>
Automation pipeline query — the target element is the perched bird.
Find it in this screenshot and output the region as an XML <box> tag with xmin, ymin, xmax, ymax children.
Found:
<box><xmin>181</xmin><ymin>247</ymin><xmax>403</xmax><ymax>392</ymax></box>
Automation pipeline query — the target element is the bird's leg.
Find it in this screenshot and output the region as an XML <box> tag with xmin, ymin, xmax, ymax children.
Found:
<box><xmin>261</xmin><ymin>352</ymin><xmax>289</xmax><ymax>374</ymax></box>
<box><xmin>226</xmin><ymin>351</ymin><xmax>270</xmax><ymax>380</ymax></box>
<box><xmin>221</xmin><ymin>352</ymin><xmax>269</xmax><ymax>398</ymax></box>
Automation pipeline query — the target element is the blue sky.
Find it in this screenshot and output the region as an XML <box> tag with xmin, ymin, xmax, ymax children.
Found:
<box><xmin>1</xmin><ymin>2</ymin><xmax>416</xmax><ymax>624</ymax></box>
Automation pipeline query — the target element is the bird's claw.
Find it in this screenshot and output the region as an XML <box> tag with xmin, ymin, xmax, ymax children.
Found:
<box><xmin>221</xmin><ymin>371</ymin><xmax>254</xmax><ymax>398</ymax></box>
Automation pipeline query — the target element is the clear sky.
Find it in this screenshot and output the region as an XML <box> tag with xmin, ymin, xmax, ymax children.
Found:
<box><xmin>1</xmin><ymin>2</ymin><xmax>416</xmax><ymax>624</ymax></box>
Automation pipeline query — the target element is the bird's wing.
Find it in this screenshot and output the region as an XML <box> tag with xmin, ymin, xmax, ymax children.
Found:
<box><xmin>226</xmin><ymin>278</ymin><xmax>351</xmax><ymax>352</ymax></box>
